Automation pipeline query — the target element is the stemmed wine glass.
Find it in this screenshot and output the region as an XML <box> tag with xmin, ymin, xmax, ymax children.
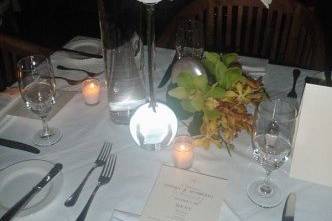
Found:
<box><xmin>175</xmin><ymin>19</ymin><xmax>204</xmax><ymax>59</ymax></box>
<box><xmin>247</xmin><ymin>99</ymin><xmax>297</xmax><ymax>208</ymax></box>
<box><xmin>17</xmin><ymin>55</ymin><xmax>62</xmax><ymax>146</ymax></box>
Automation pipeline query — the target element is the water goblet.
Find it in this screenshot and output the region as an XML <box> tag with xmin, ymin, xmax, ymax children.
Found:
<box><xmin>247</xmin><ymin>99</ymin><xmax>297</xmax><ymax>208</ymax></box>
<box><xmin>17</xmin><ymin>55</ymin><xmax>62</xmax><ymax>146</ymax></box>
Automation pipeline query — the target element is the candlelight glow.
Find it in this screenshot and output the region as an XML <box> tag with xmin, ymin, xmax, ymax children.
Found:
<box><xmin>82</xmin><ymin>78</ymin><xmax>101</xmax><ymax>105</ymax></box>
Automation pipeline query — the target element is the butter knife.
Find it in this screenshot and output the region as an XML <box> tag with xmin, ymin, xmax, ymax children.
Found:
<box><xmin>58</xmin><ymin>48</ymin><xmax>103</xmax><ymax>59</ymax></box>
<box><xmin>282</xmin><ymin>193</ymin><xmax>296</xmax><ymax>221</ymax></box>
<box><xmin>158</xmin><ymin>53</ymin><xmax>178</xmax><ymax>88</ymax></box>
<box><xmin>0</xmin><ymin>163</ymin><xmax>63</xmax><ymax>221</ymax></box>
<box><xmin>0</xmin><ymin>138</ymin><xmax>40</xmax><ymax>154</ymax></box>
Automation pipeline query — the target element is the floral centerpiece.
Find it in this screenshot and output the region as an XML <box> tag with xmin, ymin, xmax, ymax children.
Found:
<box><xmin>168</xmin><ymin>52</ymin><xmax>266</xmax><ymax>154</ymax></box>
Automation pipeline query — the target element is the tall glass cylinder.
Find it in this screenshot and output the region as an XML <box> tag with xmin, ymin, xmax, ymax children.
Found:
<box><xmin>97</xmin><ymin>0</ymin><xmax>146</xmax><ymax>124</ymax></box>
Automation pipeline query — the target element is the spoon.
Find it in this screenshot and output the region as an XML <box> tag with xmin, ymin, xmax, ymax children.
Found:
<box><xmin>56</xmin><ymin>65</ymin><xmax>103</xmax><ymax>77</ymax></box>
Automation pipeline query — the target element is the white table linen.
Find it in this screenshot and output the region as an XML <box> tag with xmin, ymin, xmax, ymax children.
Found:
<box><xmin>0</xmin><ymin>37</ymin><xmax>331</xmax><ymax>221</ymax></box>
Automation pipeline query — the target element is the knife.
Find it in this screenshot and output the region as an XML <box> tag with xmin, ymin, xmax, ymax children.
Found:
<box><xmin>158</xmin><ymin>53</ymin><xmax>178</xmax><ymax>88</ymax></box>
<box><xmin>0</xmin><ymin>138</ymin><xmax>40</xmax><ymax>154</ymax></box>
<box><xmin>0</xmin><ymin>163</ymin><xmax>63</xmax><ymax>221</ymax></box>
<box><xmin>282</xmin><ymin>193</ymin><xmax>296</xmax><ymax>221</ymax></box>
<box><xmin>58</xmin><ymin>48</ymin><xmax>103</xmax><ymax>59</ymax></box>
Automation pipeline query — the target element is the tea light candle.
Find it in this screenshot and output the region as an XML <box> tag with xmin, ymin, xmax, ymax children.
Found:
<box><xmin>82</xmin><ymin>78</ymin><xmax>101</xmax><ymax>105</ymax></box>
<box><xmin>172</xmin><ymin>135</ymin><xmax>194</xmax><ymax>169</ymax></box>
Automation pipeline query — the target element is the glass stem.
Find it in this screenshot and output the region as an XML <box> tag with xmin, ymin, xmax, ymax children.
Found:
<box><xmin>41</xmin><ymin>117</ymin><xmax>51</xmax><ymax>138</ymax></box>
<box><xmin>264</xmin><ymin>170</ymin><xmax>272</xmax><ymax>186</ymax></box>
<box><xmin>259</xmin><ymin>170</ymin><xmax>272</xmax><ymax>195</ymax></box>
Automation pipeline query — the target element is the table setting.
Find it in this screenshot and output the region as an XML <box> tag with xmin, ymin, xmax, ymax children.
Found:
<box><xmin>1</xmin><ymin>0</ymin><xmax>332</xmax><ymax>220</ymax></box>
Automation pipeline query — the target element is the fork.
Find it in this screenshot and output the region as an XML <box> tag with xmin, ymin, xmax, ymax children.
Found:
<box><xmin>287</xmin><ymin>69</ymin><xmax>301</xmax><ymax>98</ymax></box>
<box><xmin>64</xmin><ymin>142</ymin><xmax>112</xmax><ymax>207</ymax></box>
<box><xmin>76</xmin><ymin>153</ymin><xmax>117</xmax><ymax>221</ymax></box>
<box><xmin>57</xmin><ymin>65</ymin><xmax>103</xmax><ymax>77</ymax></box>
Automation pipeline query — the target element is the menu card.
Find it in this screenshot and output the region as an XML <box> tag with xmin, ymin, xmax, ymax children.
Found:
<box><xmin>290</xmin><ymin>83</ymin><xmax>332</xmax><ymax>187</ymax></box>
<box><xmin>140</xmin><ymin>165</ymin><xmax>228</xmax><ymax>221</ymax></box>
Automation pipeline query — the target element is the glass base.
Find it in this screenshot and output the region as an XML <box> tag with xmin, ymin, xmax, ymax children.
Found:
<box><xmin>33</xmin><ymin>127</ymin><xmax>62</xmax><ymax>146</ymax></box>
<box><xmin>247</xmin><ymin>178</ymin><xmax>282</xmax><ymax>208</ymax></box>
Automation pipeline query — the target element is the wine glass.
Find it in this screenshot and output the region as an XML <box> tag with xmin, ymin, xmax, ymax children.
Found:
<box><xmin>175</xmin><ymin>19</ymin><xmax>204</xmax><ymax>59</ymax></box>
<box><xmin>17</xmin><ymin>55</ymin><xmax>62</xmax><ymax>146</ymax></box>
<box><xmin>247</xmin><ymin>99</ymin><xmax>297</xmax><ymax>208</ymax></box>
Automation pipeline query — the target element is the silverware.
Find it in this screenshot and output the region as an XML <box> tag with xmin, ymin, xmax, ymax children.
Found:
<box><xmin>0</xmin><ymin>138</ymin><xmax>40</xmax><ymax>154</ymax></box>
<box><xmin>65</xmin><ymin>142</ymin><xmax>112</xmax><ymax>207</ymax></box>
<box><xmin>287</xmin><ymin>69</ymin><xmax>301</xmax><ymax>98</ymax></box>
<box><xmin>57</xmin><ymin>65</ymin><xmax>103</xmax><ymax>77</ymax></box>
<box><xmin>58</xmin><ymin>48</ymin><xmax>103</xmax><ymax>59</ymax></box>
<box><xmin>158</xmin><ymin>54</ymin><xmax>178</xmax><ymax>88</ymax></box>
<box><xmin>54</xmin><ymin>76</ymin><xmax>88</xmax><ymax>85</ymax></box>
<box><xmin>0</xmin><ymin>163</ymin><xmax>62</xmax><ymax>221</ymax></box>
<box><xmin>76</xmin><ymin>153</ymin><xmax>117</xmax><ymax>221</ymax></box>
<box><xmin>282</xmin><ymin>193</ymin><xmax>296</xmax><ymax>221</ymax></box>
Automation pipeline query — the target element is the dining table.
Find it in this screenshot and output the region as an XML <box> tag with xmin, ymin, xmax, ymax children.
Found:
<box><xmin>0</xmin><ymin>36</ymin><xmax>332</xmax><ymax>221</ymax></box>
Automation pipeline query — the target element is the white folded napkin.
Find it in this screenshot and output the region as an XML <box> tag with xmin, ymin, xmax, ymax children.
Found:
<box><xmin>110</xmin><ymin>201</ymin><xmax>240</xmax><ymax>221</ymax></box>
<box><xmin>242</xmin><ymin>65</ymin><xmax>266</xmax><ymax>79</ymax></box>
<box><xmin>260</xmin><ymin>0</ymin><xmax>272</xmax><ymax>8</ymax></box>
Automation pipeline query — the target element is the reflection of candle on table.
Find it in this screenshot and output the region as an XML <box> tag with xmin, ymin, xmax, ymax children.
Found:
<box><xmin>172</xmin><ymin>136</ymin><xmax>194</xmax><ymax>169</ymax></box>
<box><xmin>82</xmin><ymin>78</ymin><xmax>101</xmax><ymax>105</ymax></box>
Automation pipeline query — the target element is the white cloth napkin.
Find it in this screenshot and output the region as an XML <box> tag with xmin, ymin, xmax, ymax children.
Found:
<box><xmin>260</xmin><ymin>0</ymin><xmax>272</xmax><ymax>8</ymax></box>
<box><xmin>242</xmin><ymin>65</ymin><xmax>266</xmax><ymax>79</ymax></box>
<box><xmin>110</xmin><ymin>201</ymin><xmax>240</xmax><ymax>221</ymax></box>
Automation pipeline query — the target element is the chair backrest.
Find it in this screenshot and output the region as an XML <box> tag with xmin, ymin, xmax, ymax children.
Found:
<box><xmin>157</xmin><ymin>0</ymin><xmax>326</xmax><ymax>70</ymax></box>
<box><xmin>0</xmin><ymin>33</ymin><xmax>51</xmax><ymax>90</ymax></box>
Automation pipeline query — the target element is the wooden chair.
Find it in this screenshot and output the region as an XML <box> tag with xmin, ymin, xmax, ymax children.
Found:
<box><xmin>0</xmin><ymin>33</ymin><xmax>51</xmax><ymax>90</ymax></box>
<box><xmin>157</xmin><ymin>0</ymin><xmax>326</xmax><ymax>70</ymax></box>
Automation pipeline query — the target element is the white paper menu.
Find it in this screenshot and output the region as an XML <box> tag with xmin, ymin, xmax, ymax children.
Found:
<box><xmin>140</xmin><ymin>165</ymin><xmax>228</xmax><ymax>221</ymax></box>
<box><xmin>290</xmin><ymin>83</ymin><xmax>332</xmax><ymax>187</ymax></box>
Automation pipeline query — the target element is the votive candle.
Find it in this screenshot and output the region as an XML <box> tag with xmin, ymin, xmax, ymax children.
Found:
<box><xmin>172</xmin><ymin>135</ymin><xmax>194</xmax><ymax>169</ymax></box>
<box><xmin>82</xmin><ymin>78</ymin><xmax>101</xmax><ymax>105</ymax></box>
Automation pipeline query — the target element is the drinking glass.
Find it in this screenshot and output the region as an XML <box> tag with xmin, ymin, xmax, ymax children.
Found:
<box><xmin>17</xmin><ymin>55</ymin><xmax>62</xmax><ymax>146</ymax></box>
<box><xmin>175</xmin><ymin>19</ymin><xmax>204</xmax><ymax>59</ymax></box>
<box><xmin>247</xmin><ymin>99</ymin><xmax>297</xmax><ymax>208</ymax></box>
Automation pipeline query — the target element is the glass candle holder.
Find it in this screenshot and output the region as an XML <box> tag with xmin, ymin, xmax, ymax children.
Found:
<box><xmin>82</xmin><ymin>78</ymin><xmax>101</xmax><ymax>105</ymax></box>
<box><xmin>172</xmin><ymin>135</ymin><xmax>194</xmax><ymax>169</ymax></box>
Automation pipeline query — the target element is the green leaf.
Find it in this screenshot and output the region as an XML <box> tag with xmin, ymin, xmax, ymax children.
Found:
<box><xmin>202</xmin><ymin>52</ymin><xmax>221</xmax><ymax>76</ymax></box>
<box><xmin>181</xmin><ymin>100</ymin><xmax>196</xmax><ymax>113</ymax></box>
<box><xmin>204</xmin><ymin>109</ymin><xmax>220</xmax><ymax>120</ymax></box>
<box><xmin>190</xmin><ymin>93</ymin><xmax>204</xmax><ymax>111</ymax></box>
<box><xmin>204</xmin><ymin>51</ymin><xmax>221</xmax><ymax>63</ymax></box>
<box><xmin>176</xmin><ymin>72</ymin><xmax>194</xmax><ymax>89</ymax></box>
<box><xmin>224</xmin><ymin>67</ymin><xmax>244</xmax><ymax>89</ymax></box>
<box><xmin>222</xmin><ymin>53</ymin><xmax>238</xmax><ymax>67</ymax></box>
<box><xmin>214</xmin><ymin>62</ymin><xmax>227</xmax><ymax>85</ymax></box>
<box><xmin>168</xmin><ymin>87</ymin><xmax>188</xmax><ymax>99</ymax></box>
<box><xmin>193</xmin><ymin>75</ymin><xmax>208</xmax><ymax>92</ymax></box>
<box><xmin>206</xmin><ymin>86</ymin><xmax>225</xmax><ymax>98</ymax></box>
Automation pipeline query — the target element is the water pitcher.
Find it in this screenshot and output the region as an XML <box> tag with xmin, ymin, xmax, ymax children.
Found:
<box><xmin>97</xmin><ymin>0</ymin><xmax>146</xmax><ymax>124</ymax></box>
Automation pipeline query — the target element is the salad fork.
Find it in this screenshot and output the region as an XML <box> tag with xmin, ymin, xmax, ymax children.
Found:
<box><xmin>64</xmin><ymin>142</ymin><xmax>112</xmax><ymax>207</ymax></box>
<box><xmin>76</xmin><ymin>153</ymin><xmax>117</xmax><ymax>221</ymax></box>
<box><xmin>287</xmin><ymin>69</ymin><xmax>301</xmax><ymax>98</ymax></box>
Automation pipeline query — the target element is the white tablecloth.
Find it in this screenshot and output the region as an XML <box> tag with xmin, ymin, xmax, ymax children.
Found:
<box><xmin>0</xmin><ymin>37</ymin><xmax>331</xmax><ymax>221</ymax></box>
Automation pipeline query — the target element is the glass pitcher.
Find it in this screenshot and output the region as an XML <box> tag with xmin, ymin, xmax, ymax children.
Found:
<box><xmin>97</xmin><ymin>0</ymin><xmax>146</xmax><ymax>124</ymax></box>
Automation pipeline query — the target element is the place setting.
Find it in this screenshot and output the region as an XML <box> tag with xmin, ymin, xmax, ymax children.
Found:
<box><xmin>1</xmin><ymin>0</ymin><xmax>332</xmax><ymax>220</ymax></box>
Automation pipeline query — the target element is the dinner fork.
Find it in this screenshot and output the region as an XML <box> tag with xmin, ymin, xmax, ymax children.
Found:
<box><xmin>57</xmin><ymin>65</ymin><xmax>103</xmax><ymax>77</ymax></box>
<box><xmin>76</xmin><ymin>153</ymin><xmax>117</xmax><ymax>221</ymax></box>
<box><xmin>64</xmin><ymin>142</ymin><xmax>112</xmax><ymax>207</ymax></box>
<box><xmin>287</xmin><ymin>69</ymin><xmax>301</xmax><ymax>98</ymax></box>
